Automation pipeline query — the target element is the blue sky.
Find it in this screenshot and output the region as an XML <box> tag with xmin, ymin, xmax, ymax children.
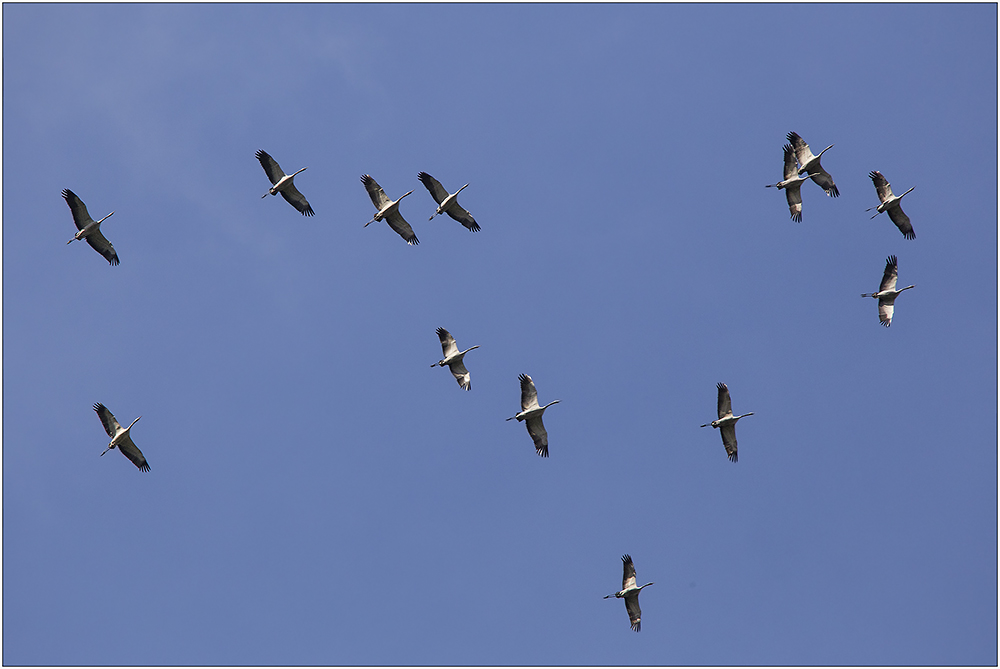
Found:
<box><xmin>2</xmin><ymin>3</ymin><xmax>996</xmax><ymax>665</ymax></box>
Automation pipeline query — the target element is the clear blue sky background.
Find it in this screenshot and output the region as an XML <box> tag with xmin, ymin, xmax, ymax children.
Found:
<box><xmin>3</xmin><ymin>3</ymin><xmax>996</xmax><ymax>666</ymax></box>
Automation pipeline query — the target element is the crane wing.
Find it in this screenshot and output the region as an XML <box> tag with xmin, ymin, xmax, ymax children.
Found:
<box><xmin>720</xmin><ymin>423</ymin><xmax>739</xmax><ymax>462</ymax></box>
<box><xmin>519</xmin><ymin>374</ymin><xmax>540</xmax><ymax>411</ymax></box>
<box><xmin>624</xmin><ymin>593</ymin><xmax>642</xmax><ymax>632</ymax></box>
<box><xmin>878</xmin><ymin>297</ymin><xmax>895</xmax><ymax>327</ymax></box>
<box><xmin>85</xmin><ymin>229</ymin><xmax>119</xmax><ymax>266</ymax></box>
<box><xmin>280</xmin><ymin>184</ymin><xmax>315</xmax><ymax>216</ymax></box>
<box><xmin>621</xmin><ymin>554</ymin><xmax>637</xmax><ymax>591</ymax></box>
<box><xmin>384</xmin><ymin>210</ymin><xmax>419</xmax><ymax>245</ymax></box>
<box><xmin>361</xmin><ymin>174</ymin><xmax>392</xmax><ymax>210</ymax></box>
<box><xmin>256</xmin><ymin>150</ymin><xmax>286</xmax><ymax>185</ymax></box>
<box><xmin>117</xmin><ymin>433</ymin><xmax>150</xmax><ymax>472</ymax></box>
<box><xmin>716</xmin><ymin>382</ymin><xmax>732</xmax><ymax>419</ymax></box>
<box><xmin>448</xmin><ymin>359</ymin><xmax>472</xmax><ymax>391</ymax></box>
<box><xmin>869</xmin><ymin>170</ymin><xmax>893</xmax><ymax>203</ymax></box>
<box><xmin>525</xmin><ymin>415</ymin><xmax>549</xmax><ymax>457</ymax></box>
<box><xmin>879</xmin><ymin>255</ymin><xmax>899</xmax><ymax>293</ymax></box>
<box><xmin>786</xmin><ymin>132</ymin><xmax>814</xmax><ymax>167</ymax></box>
<box><xmin>781</xmin><ymin>144</ymin><xmax>798</xmax><ymax>181</ymax></box>
<box><xmin>808</xmin><ymin>169</ymin><xmax>839</xmax><ymax>197</ymax></box>
<box><xmin>888</xmin><ymin>206</ymin><xmax>914</xmax><ymax>240</ymax></box>
<box><xmin>62</xmin><ymin>189</ymin><xmax>94</xmax><ymax>230</ymax></box>
<box><xmin>417</xmin><ymin>172</ymin><xmax>449</xmax><ymax>205</ymax></box>
<box><xmin>436</xmin><ymin>327</ymin><xmax>459</xmax><ymax>357</ymax></box>
<box><xmin>784</xmin><ymin>183</ymin><xmax>803</xmax><ymax>223</ymax></box>
<box><xmin>445</xmin><ymin>204</ymin><xmax>480</xmax><ymax>232</ymax></box>
<box><xmin>93</xmin><ymin>403</ymin><xmax>122</xmax><ymax>438</ymax></box>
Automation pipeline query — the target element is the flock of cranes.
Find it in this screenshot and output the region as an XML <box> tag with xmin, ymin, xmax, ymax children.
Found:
<box><xmin>766</xmin><ymin>131</ymin><xmax>918</xmax><ymax>328</ymax></box>
<box><xmin>64</xmin><ymin>129</ymin><xmax>921</xmax><ymax>634</ymax></box>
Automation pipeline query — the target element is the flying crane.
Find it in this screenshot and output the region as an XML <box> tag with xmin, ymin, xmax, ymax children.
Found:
<box><xmin>431</xmin><ymin>327</ymin><xmax>479</xmax><ymax>390</ymax></box>
<box><xmin>93</xmin><ymin>403</ymin><xmax>149</xmax><ymax>472</ymax></box>
<box><xmin>862</xmin><ymin>255</ymin><xmax>915</xmax><ymax>327</ymax></box>
<box><xmin>787</xmin><ymin>131</ymin><xmax>839</xmax><ymax>197</ymax></box>
<box><xmin>766</xmin><ymin>144</ymin><xmax>810</xmax><ymax>222</ymax></box>
<box><xmin>866</xmin><ymin>170</ymin><xmax>915</xmax><ymax>240</ymax></box>
<box><xmin>63</xmin><ymin>189</ymin><xmax>118</xmax><ymax>266</ymax></box>
<box><xmin>256</xmin><ymin>150</ymin><xmax>314</xmax><ymax>216</ymax></box>
<box><xmin>361</xmin><ymin>174</ymin><xmax>418</xmax><ymax>245</ymax></box>
<box><xmin>604</xmin><ymin>554</ymin><xmax>654</xmax><ymax>632</ymax></box>
<box><xmin>417</xmin><ymin>172</ymin><xmax>480</xmax><ymax>232</ymax></box>
<box><xmin>700</xmin><ymin>382</ymin><xmax>754</xmax><ymax>462</ymax></box>
<box><xmin>506</xmin><ymin>374</ymin><xmax>560</xmax><ymax>457</ymax></box>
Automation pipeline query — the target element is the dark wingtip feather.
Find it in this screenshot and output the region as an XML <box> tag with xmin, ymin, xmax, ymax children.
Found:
<box><xmin>138</xmin><ymin>463</ymin><xmax>150</xmax><ymax>472</ymax></box>
<box><xmin>301</xmin><ymin>206</ymin><xmax>315</xmax><ymax>217</ymax></box>
<box><xmin>536</xmin><ymin>447</ymin><xmax>549</xmax><ymax>457</ymax></box>
<box><xmin>716</xmin><ymin>382</ymin><xmax>727</xmax><ymax>391</ymax></box>
<box><xmin>729</xmin><ymin>451</ymin><xmax>738</xmax><ymax>463</ymax></box>
<box><xmin>904</xmin><ymin>231</ymin><xmax>916</xmax><ymax>240</ymax></box>
<box><xmin>791</xmin><ymin>212</ymin><xmax>802</xmax><ymax>223</ymax></box>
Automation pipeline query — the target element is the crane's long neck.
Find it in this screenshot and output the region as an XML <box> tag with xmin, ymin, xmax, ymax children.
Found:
<box><xmin>816</xmin><ymin>144</ymin><xmax>834</xmax><ymax>159</ymax></box>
